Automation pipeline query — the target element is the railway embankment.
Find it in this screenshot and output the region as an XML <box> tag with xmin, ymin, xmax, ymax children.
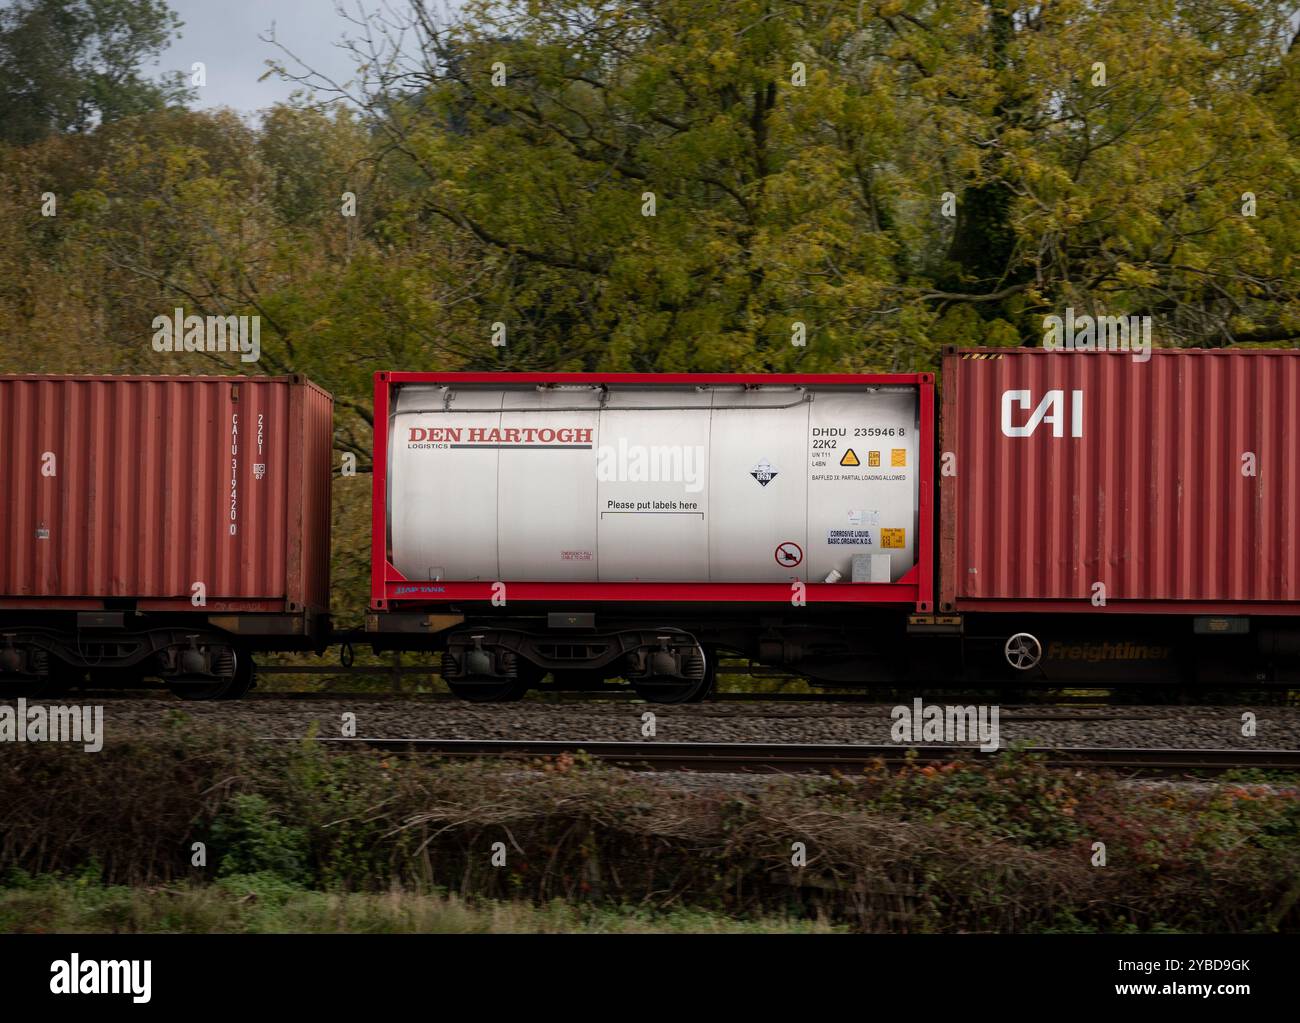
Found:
<box><xmin>1</xmin><ymin>722</ymin><xmax>1297</xmax><ymax>933</ymax></box>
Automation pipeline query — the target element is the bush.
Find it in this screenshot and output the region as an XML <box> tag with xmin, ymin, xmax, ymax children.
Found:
<box><xmin>209</xmin><ymin>795</ymin><xmax>309</xmax><ymax>883</ymax></box>
<box><xmin>0</xmin><ymin>727</ymin><xmax>1297</xmax><ymax>932</ymax></box>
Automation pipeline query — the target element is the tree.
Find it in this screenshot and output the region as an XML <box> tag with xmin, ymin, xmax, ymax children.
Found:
<box><xmin>272</xmin><ymin>0</ymin><xmax>1299</xmax><ymax>365</ymax></box>
<box><xmin>0</xmin><ymin>0</ymin><xmax>193</xmax><ymax>144</ymax></box>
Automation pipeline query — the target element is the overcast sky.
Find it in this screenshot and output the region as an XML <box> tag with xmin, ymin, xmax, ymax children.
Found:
<box><xmin>159</xmin><ymin>0</ymin><xmax>448</xmax><ymax>114</ymax></box>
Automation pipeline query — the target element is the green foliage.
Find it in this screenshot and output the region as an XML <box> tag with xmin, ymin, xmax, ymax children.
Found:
<box><xmin>862</xmin><ymin>750</ymin><xmax>1096</xmax><ymax>846</ymax></box>
<box><xmin>0</xmin><ymin>0</ymin><xmax>193</xmax><ymax>143</ymax></box>
<box><xmin>5</xmin><ymin>2</ymin><xmax>1298</xmax><ymax>383</ymax></box>
<box><xmin>325</xmin><ymin>0</ymin><xmax>1298</xmax><ymax>362</ymax></box>
<box><xmin>208</xmin><ymin>794</ymin><xmax>309</xmax><ymax>884</ymax></box>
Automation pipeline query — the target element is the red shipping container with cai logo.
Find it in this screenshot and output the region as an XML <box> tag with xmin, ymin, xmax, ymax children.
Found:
<box><xmin>940</xmin><ymin>347</ymin><xmax>1300</xmax><ymax>615</ymax></box>
<box><xmin>0</xmin><ymin>374</ymin><xmax>332</xmax><ymax>617</ymax></box>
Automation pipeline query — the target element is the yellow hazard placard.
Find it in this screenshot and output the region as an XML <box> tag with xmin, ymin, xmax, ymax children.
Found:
<box><xmin>881</xmin><ymin>528</ymin><xmax>905</xmax><ymax>549</ymax></box>
<box><xmin>868</xmin><ymin>450</ymin><xmax>880</xmax><ymax>467</ymax></box>
<box><xmin>891</xmin><ymin>448</ymin><xmax>907</xmax><ymax>467</ymax></box>
<box><xmin>839</xmin><ymin>448</ymin><xmax>860</xmax><ymax>467</ymax></box>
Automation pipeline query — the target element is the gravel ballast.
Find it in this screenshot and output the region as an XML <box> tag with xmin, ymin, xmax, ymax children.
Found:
<box><xmin>14</xmin><ymin>696</ymin><xmax>1298</xmax><ymax>751</ymax></box>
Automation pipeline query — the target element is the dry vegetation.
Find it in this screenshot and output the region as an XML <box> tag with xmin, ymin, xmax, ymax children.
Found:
<box><xmin>1</xmin><ymin>721</ymin><xmax>1297</xmax><ymax>933</ymax></box>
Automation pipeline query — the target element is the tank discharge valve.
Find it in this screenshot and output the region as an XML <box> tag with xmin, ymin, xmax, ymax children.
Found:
<box><xmin>1004</xmin><ymin>633</ymin><xmax>1043</xmax><ymax>671</ymax></box>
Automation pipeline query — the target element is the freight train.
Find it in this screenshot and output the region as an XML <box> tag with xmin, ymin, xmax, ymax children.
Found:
<box><xmin>2</xmin><ymin>348</ymin><xmax>1298</xmax><ymax>701</ymax></box>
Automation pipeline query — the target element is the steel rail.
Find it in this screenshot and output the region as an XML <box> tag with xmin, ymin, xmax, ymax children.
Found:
<box><xmin>258</xmin><ymin>738</ymin><xmax>1300</xmax><ymax>774</ymax></box>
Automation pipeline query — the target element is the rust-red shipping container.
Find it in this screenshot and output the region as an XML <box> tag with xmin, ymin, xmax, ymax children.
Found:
<box><xmin>940</xmin><ymin>348</ymin><xmax>1300</xmax><ymax>614</ymax></box>
<box><xmin>0</xmin><ymin>374</ymin><xmax>333</xmax><ymax>617</ymax></box>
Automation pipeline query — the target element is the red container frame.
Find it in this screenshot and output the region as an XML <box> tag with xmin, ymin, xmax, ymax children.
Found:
<box><xmin>370</xmin><ymin>372</ymin><xmax>935</xmax><ymax>612</ymax></box>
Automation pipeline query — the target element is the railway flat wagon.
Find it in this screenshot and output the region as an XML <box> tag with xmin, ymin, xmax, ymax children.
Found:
<box><xmin>0</xmin><ymin>374</ymin><xmax>333</xmax><ymax>698</ymax></box>
<box><xmin>937</xmin><ymin>347</ymin><xmax>1300</xmax><ymax>685</ymax></box>
<box><xmin>368</xmin><ymin>371</ymin><xmax>936</xmax><ymax>700</ymax></box>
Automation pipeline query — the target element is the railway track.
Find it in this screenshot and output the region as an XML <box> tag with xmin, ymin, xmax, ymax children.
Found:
<box><xmin>261</xmin><ymin>737</ymin><xmax>1300</xmax><ymax>774</ymax></box>
<box><xmin>56</xmin><ymin>687</ymin><xmax>1295</xmax><ymax>708</ymax></box>
<box><xmin>43</xmin><ymin>657</ymin><xmax>1298</xmax><ymax>706</ymax></box>
<box><xmin>58</xmin><ymin>689</ymin><xmax>1120</xmax><ymax>705</ymax></box>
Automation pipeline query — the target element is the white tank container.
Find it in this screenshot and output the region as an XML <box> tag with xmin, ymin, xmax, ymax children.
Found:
<box><xmin>388</xmin><ymin>382</ymin><xmax>920</xmax><ymax>585</ymax></box>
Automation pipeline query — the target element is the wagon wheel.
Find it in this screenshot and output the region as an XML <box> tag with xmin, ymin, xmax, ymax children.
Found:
<box><xmin>684</xmin><ymin>646</ymin><xmax>717</xmax><ymax>703</ymax></box>
<box><xmin>445</xmin><ymin>655</ymin><xmax>538</xmax><ymax>702</ymax></box>
<box><xmin>0</xmin><ymin>655</ymin><xmax>82</xmax><ymax>699</ymax></box>
<box><xmin>168</xmin><ymin>649</ymin><xmax>254</xmax><ymax>701</ymax></box>
<box><xmin>633</xmin><ymin>642</ymin><xmax>712</xmax><ymax>704</ymax></box>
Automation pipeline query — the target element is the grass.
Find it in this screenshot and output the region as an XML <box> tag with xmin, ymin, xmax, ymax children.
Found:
<box><xmin>0</xmin><ymin>873</ymin><xmax>840</xmax><ymax>934</ymax></box>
